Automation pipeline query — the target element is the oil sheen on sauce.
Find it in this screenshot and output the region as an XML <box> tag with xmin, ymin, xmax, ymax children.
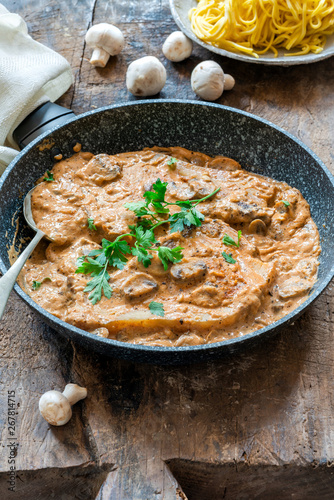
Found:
<box><xmin>19</xmin><ymin>147</ymin><xmax>321</xmax><ymax>347</ymax></box>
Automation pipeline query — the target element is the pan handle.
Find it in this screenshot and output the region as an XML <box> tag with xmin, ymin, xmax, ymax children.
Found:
<box><xmin>13</xmin><ymin>101</ymin><xmax>76</xmax><ymax>149</ymax></box>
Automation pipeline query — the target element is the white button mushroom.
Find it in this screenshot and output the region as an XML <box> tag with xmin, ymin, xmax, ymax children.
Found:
<box><xmin>162</xmin><ymin>31</ymin><xmax>193</xmax><ymax>62</ymax></box>
<box><xmin>191</xmin><ymin>61</ymin><xmax>235</xmax><ymax>101</ymax></box>
<box><xmin>224</xmin><ymin>74</ymin><xmax>236</xmax><ymax>91</ymax></box>
<box><xmin>126</xmin><ymin>56</ymin><xmax>167</xmax><ymax>97</ymax></box>
<box><xmin>85</xmin><ymin>23</ymin><xmax>125</xmax><ymax>68</ymax></box>
<box><xmin>39</xmin><ymin>383</ymin><xmax>87</xmax><ymax>426</ymax></box>
<box><xmin>191</xmin><ymin>61</ymin><xmax>224</xmax><ymax>101</ymax></box>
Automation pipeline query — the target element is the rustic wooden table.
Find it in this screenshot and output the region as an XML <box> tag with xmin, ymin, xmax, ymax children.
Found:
<box><xmin>1</xmin><ymin>1</ymin><xmax>334</xmax><ymax>499</ymax></box>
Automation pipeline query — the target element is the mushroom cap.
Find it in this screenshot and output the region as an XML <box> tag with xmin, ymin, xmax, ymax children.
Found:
<box><xmin>126</xmin><ymin>56</ymin><xmax>166</xmax><ymax>97</ymax></box>
<box><xmin>162</xmin><ymin>31</ymin><xmax>193</xmax><ymax>62</ymax></box>
<box><xmin>191</xmin><ymin>60</ymin><xmax>225</xmax><ymax>101</ymax></box>
<box><xmin>85</xmin><ymin>23</ymin><xmax>125</xmax><ymax>56</ymax></box>
<box><xmin>39</xmin><ymin>390</ymin><xmax>72</xmax><ymax>426</ymax></box>
<box><xmin>224</xmin><ymin>74</ymin><xmax>235</xmax><ymax>91</ymax></box>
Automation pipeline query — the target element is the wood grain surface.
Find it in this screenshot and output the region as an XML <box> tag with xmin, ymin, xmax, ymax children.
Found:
<box><xmin>0</xmin><ymin>1</ymin><xmax>333</xmax><ymax>499</ymax></box>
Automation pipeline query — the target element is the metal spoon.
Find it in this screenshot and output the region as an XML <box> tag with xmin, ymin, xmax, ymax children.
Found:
<box><xmin>0</xmin><ymin>187</ymin><xmax>48</xmax><ymax>320</ymax></box>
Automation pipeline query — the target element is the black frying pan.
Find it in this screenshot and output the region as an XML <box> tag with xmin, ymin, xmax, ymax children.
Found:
<box><xmin>0</xmin><ymin>100</ymin><xmax>333</xmax><ymax>365</ymax></box>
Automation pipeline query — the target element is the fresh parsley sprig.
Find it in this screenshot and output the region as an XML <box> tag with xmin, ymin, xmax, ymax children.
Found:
<box><xmin>32</xmin><ymin>277</ymin><xmax>52</xmax><ymax>290</ymax></box>
<box><xmin>76</xmin><ymin>228</ymin><xmax>183</xmax><ymax>303</ymax></box>
<box><xmin>223</xmin><ymin>230</ymin><xmax>242</xmax><ymax>248</ymax></box>
<box><xmin>157</xmin><ymin>245</ymin><xmax>184</xmax><ymax>270</ymax></box>
<box><xmin>125</xmin><ymin>178</ymin><xmax>219</xmax><ymax>233</ymax></box>
<box><xmin>149</xmin><ymin>301</ymin><xmax>165</xmax><ymax>317</ymax></box>
<box><xmin>76</xmin><ymin>179</ymin><xmax>219</xmax><ymax>304</ymax></box>
<box><xmin>43</xmin><ymin>170</ymin><xmax>54</xmax><ymax>182</ymax></box>
<box><xmin>88</xmin><ymin>217</ymin><xmax>97</xmax><ymax>231</ymax></box>
<box><xmin>168</xmin><ymin>206</ymin><xmax>205</xmax><ymax>233</ymax></box>
<box><xmin>75</xmin><ymin>235</ymin><xmax>132</xmax><ymax>303</ymax></box>
<box><xmin>77</xmin><ymin>257</ymin><xmax>112</xmax><ymax>305</ymax></box>
<box><xmin>222</xmin><ymin>251</ymin><xmax>236</xmax><ymax>264</ymax></box>
<box><xmin>130</xmin><ymin>225</ymin><xmax>157</xmax><ymax>267</ymax></box>
<box><xmin>167</xmin><ymin>157</ymin><xmax>177</xmax><ymax>169</ymax></box>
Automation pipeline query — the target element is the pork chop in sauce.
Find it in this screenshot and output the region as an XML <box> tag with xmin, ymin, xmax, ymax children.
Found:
<box><xmin>19</xmin><ymin>147</ymin><xmax>320</xmax><ymax>347</ymax></box>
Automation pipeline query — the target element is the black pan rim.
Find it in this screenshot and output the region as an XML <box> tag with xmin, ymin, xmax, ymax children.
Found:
<box><xmin>1</xmin><ymin>99</ymin><xmax>333</xmax><ymax>356</ymax></box>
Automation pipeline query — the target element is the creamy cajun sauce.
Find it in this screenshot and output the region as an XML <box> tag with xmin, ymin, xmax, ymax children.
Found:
<box><xmin>19</xmin><ymin>147</ymin><xmax>320</xmax><ymax>346</ymax></box>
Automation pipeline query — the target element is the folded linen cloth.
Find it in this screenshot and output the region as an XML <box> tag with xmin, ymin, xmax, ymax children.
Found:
<box><xmin>0</xmin><ymin>4</ymin><xmax>73</xmax><ymax>175</ymax></box>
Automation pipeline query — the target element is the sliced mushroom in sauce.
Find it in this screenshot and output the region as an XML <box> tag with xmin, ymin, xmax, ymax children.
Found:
<box><xmin>278</xmin><ymin>280</ymin><xmax>312</xmax><ymax>299</ymax></box>
<box><xmin>201</xmin><ymin>199</ymin><xmax>274</xmax><ymax>225</ymax></box>
<box><xmin>122</xmin><ymin>273</ymin><xmax>158</xmax><ymax>299</ymax></box>
<box><xmin>171</xmin><ymin>261</ymin><xmax>207</xmax><ymax>283</ymax></box>
<box><xmin>76</xmin><ymin>154</ymin><xmax>122</xmax><ymax>186</ymax></box>
<box><xmin>185</xmin><ymin>285</ymin><xmax>221</xmax><ymax>308</ymax></box>
<box><xmin>248</xmin><ymin>219</ymin><xmax>267</xmax><ymax>235</ymax></box>
<box><xmin>208</xmin><ymin>156</ymin><xmax>241</xmax><ymax>171</ymax></box>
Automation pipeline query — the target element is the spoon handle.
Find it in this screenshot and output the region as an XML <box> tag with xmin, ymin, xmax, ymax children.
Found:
<box><xmin>0</xmin><ymin>230</ymin><xmax>44</xmax><ymax>320</ymax></box>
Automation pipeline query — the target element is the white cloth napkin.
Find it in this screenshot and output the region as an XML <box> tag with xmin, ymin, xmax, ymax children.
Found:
<box><xmin>0</xmin><ymin>4</ymin><xmax>73</xmax><ymax>175</ymax></box>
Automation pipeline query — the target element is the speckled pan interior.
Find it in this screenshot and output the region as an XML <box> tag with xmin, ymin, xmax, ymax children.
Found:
<box><xmin>0</xmin><ymin>100</ymin><xmax>333</xmax><ymax>365</ymax></box>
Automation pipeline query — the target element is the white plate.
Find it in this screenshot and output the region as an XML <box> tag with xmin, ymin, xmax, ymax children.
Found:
<box><xmin>170</xmin><ymin>0</ymin><xmax>334</xmax><ymax>66</ymax></box>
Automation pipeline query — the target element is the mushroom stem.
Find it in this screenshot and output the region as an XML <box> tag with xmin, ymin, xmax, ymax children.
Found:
<box><xmin>39</xmin><ymin>383</ymin><xmax>88</xmax><ymax>426</ymax></box>
<box><xmin>62</xmin><ymin>383</ymin><xmax>87</xmax><ymax>405</ymax></box>
<box><xmin>90</xmin><ymin>48</ymin><xmax>110</xmax><ymax>67</ymax></box>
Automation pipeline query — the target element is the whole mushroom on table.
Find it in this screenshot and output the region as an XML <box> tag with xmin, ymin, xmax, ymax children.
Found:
<box><xmin>126</xmin><ymin>56</ymin><xmax>167</xmax><ymax>96</ymax></box>
<box><xmin>85</xmin><ymin>22</ymin><xmax>125</xmax><ymax>67</ymax></box>
<box><xmin>84</xmin><ymin>23</ymin><xmax>236</xmax><ymax>100</ymax></box>
<box><xmin>191</xmin><ymin>60</ymin><xmax>235</xmax><ymax>101</ymax></box>
<box><xmin>162</xmin><ymin>31</ymin><xmax>193</xmax><ymax>62</ymax></box>
<box><xmin>39</xmin><ymin>384</ymin><xmax>87</xmax><ymax>426</ymax></box>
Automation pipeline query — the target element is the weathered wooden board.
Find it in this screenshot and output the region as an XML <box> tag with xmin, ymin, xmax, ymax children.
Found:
<box><xmin>0</xmin><ymin>0</ymin><xmax>333</xmax><ymax>499</ymax></box>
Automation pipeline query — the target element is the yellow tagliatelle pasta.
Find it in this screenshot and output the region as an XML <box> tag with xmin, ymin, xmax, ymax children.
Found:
<box><xmin>189</xmin><ymin>0</ymin><xmax>334</xmax><ymax>57</ymax></box>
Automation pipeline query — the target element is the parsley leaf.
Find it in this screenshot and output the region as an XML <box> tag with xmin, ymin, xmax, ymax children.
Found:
<box><xmin>76</xmin><ymin>236</ymin><xmax>134</xmax><ymax>304</ymax></box>
<box><xmin>76</xmin><ymin>253</ymin><xmax>113</xmax><ymax>304</ymax></box>
<box><xmin>43</xmin><ymin>170</ymin><xmax>54</xmax><ymax>182</ymax></box>
<box><xmin>223</xmin><ymin>230</ymin><xmax>242</xmax><ymax>248</ymax></box>
<box><xmin>185</xmin><ymin>207</ymin><xmax>205</xmax><ymax>227</ymax></box>
<box><xmin>149</xmin><ymin>301</ymin><xmax>165</xmax><ymax>317</ymax></box>
<box><xmin>76</xmin><ymin>255</ymin><xmax>86</xmax><ymax>268</ymax></box>
<box><xmin>167</xmin><ymin>157</ymin><xmax>177</xmax><ymax>169</ymax></box>
<box><xmin>129</xmin><ymin>219</ymin><xmax>154</xmax><ymax>232</ymax></box>
<box><xmin>102</xmin><ymin>238</ymin><xmax>131</xmax><ymax>269</ymax></box>
<box><xmin>237</xmin><ymin>229</ymin><xmax>242</xmax><ymax>247</ymax></box>
<box><xmin>151</xmin><ymin>201</ymin><xmax>170</xmax><ymax>214</ymax></box>
<box><xmin>84</xmin><ymin>270</ymin><xmax>112</xmax><ymax>305</ymax></box>
<box><xmin>169</xmin><ymin>207</ymin><xmax>204</xmax><ymax>233</ymax></box>
<box><xmin>76</xmin><ymin>237</ymin><xmax>132</xmax><ymax>303</ymax></box>
<box><xmin>144</xmin><ymin>178</ymin><xmax>168</xmax><ymax>205</ymax></box>
<box><xmin>132</xmin><ymin>245</ymin><xmax>153</xmax><ymax>267</ymax></box>
<box><xmin>169</xmin><ymin>217</ymin><xmax>186</xmax><ymax>233</ymax></box>
<box><xmin>169</xmin><ymin>216</ymin><xmax>186</xmax><ymax>233</ymax></box>
<box><xmin>32</xmin><ymin>280</ymin><xmax>41</xmax><ymax>290</ymax></box>
<box><xmin>94</xmin><ymin>251</ymin><xmax>107</xmax><ymax>266</ymax></box>
<box><xmin>157</xmin><ymin>245</ymin><xmax>183</xmax><ymax>270</ymax></box>
<box><xmin>76</xmin><ymin>257</ymin><xmax>104</xmax><ymax>275</ymax></box>
<box><xmin>175</xmin><ymin>200</ymin><xmax>192</xmax><ymax>209</ymax></box>
<box><xmin>32</xmin><ymin>277</ymin><xmax>52</xmax><ymax>290</ymax></box>
<box><xmin>222</xmin><ymin>251</ymin><xmax>236</xmax><ymax>264</ymax></box>
<box><xmin>124</xmin><ymin>201</ymin><xmax>150</xmax><ymax>217</ymax></box>
<box><xmin>282</xmin><ymin>200</ymin><xmax>290</xmax><ymax>207</ymax></box>
<box><xmin>88</xmin><ymin>249</ymin><xmax>104</xmax><ymax>257</ymax></box>
<box><xmin>130</xmin><ymin>226</ymin><xmax>157</xmax><ymax>267</ymax></box>
<box><xmin>132</xmin><ymin>226</ymin><xmax>157</xmax><ymax>248</ymax></box>
<box><xmin>87</xmin><ymin>217</ymin><xmax>97</xmax><ymax>231</ymax></box>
